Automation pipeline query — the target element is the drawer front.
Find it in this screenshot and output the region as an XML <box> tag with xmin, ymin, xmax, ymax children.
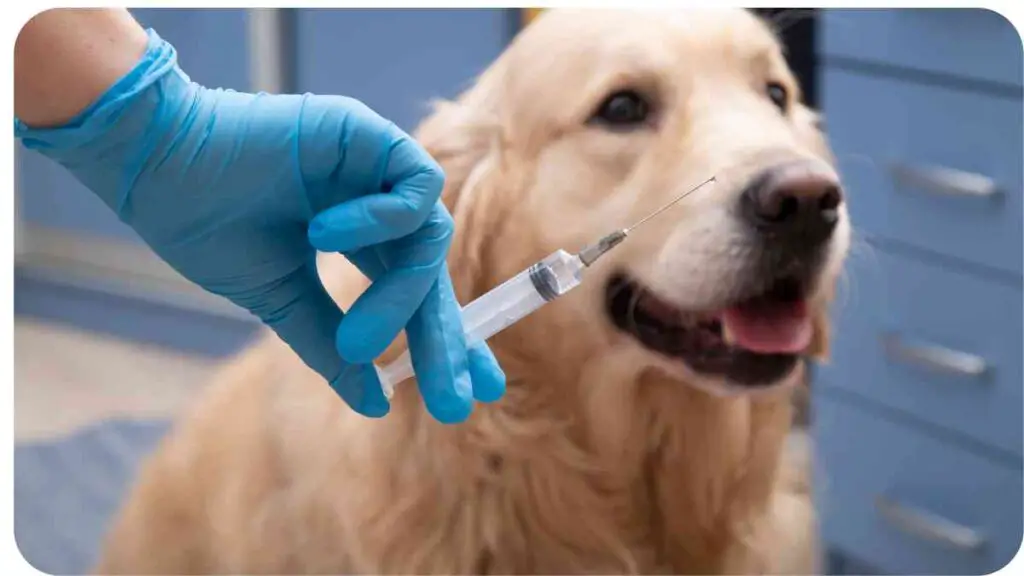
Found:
<box><xmin>820</xmin><ymin>8</ymin><xmax>1023</xmax><ymax>88</ymax></box>
<box><xmin>823</xmin><ymin>68</ymin><xmax>1023</xmax><ymax>275</ymax></box>
<box><xmin>818</xmin><ymin>249</ymin><xmax>1023</xmax><ymax>456</ymax></box>
<box><xmin>813</xmin><ymin>396</ymin><xmax>1023</xmax><ymax>575</ymax></box>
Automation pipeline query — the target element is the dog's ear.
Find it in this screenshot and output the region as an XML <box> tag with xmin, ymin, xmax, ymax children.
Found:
<box><xmin>416</xmin><ymin>96</ymin><xmax>501</xmax><ymax>213</ymax></box>
<box><xmin>414</xmin><ymin>79</ymin><xmax>510</xmax><ymax>302</ymax></box>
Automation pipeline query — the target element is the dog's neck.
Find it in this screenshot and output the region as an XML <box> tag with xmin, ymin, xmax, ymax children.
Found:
<box><xmin>458</xmin><ymin>332</ymin><xmax>797</xmax><ymax>572</ymax></box>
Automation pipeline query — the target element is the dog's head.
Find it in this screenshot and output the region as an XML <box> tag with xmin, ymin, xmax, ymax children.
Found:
<box><xmin>416</xmin><ymin>8</ymin><xmax>849</xmax><ymax>396</ymax></box>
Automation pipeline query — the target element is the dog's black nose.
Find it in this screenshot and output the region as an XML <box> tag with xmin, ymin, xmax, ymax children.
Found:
<box><xmin>740</xmin><ymin>164</ymin><xmax>843</xmax><ymax>246</ymax></box>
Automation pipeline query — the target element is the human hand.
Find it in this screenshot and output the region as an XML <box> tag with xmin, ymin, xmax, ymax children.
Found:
<box><xmin>15</xmin><ymin>30</ymin><xmax>505</xmax><ymax>423</ymax></box>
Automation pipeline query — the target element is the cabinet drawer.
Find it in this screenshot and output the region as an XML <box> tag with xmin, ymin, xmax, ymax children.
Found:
<box><xmin>824</xmin><ymin>68</ymin><xmax>1023</xmax><ymax>275</ymax></box>
<box><xmin>819</xmin><ymin>249</ymin><xmax>1022</xmax><ymax>456</ymax></box>
<box><xmin>820</xmin><ymin>9</ymin><xmax>1023</xmax><ymax>88</ymax></box>
<box><xmin>813</xmin><ymin>396</ymin><xmax>1022</xmax><ymax>575</ymax></box>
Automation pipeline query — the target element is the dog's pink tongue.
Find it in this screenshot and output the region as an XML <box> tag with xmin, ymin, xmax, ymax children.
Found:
<box><xmin>722</xmin><ymin>300</ymin><xmax>811</xmax><ymax>354</ymax></box>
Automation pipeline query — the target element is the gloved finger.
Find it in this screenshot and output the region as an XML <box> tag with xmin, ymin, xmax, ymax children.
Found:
<box><xmin>329</xmin><ymin>362</ymin><xmax>390</xmax><ymax>419</ymax></box>
<box><xmin>466</xmin><ymin>341</ymin><xmax>506</xmax><ymax>404</ymax></box>
<box><xmin>334</xmin><ymin>207</ymin><xmax>453</xmax><ymax>363</ymax></box>
<box><xmin>307</xmin><ymin>137</ymin><xmax>444</xmax><ymax>255</ymax></box>
<box><xmin>335</xmin><ymin>244</ymin><xmax>404</xmax><ymax>360</ymax></box>
<box><xmin>404</xmin><ymin>266</ymin><xmax>474</xmax><ymax>424</ymax></box>
<box><xmin>343</xmin><ymin>245</ymin><xmax>388</xmax><ymax>282</ymax></box>
<box><xmin>348</xmin><ymin>245</ymin><xmax>506</xmax><ymax>405</ymax></box>
<box><xmin>237</xmin><ymin>259</ymin><xmax>389</xmax><ymax>418</ymax></box>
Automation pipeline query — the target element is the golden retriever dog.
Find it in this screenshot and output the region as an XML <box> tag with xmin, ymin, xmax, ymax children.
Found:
<box><xmin>95</xmin><ymin>8</ymin><xmax>849</xmax><ymax>574</ymax></box>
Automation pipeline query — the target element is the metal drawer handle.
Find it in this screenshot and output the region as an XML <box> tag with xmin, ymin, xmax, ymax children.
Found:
<box><xmin>881</xmin><ymin>333</ymin><xmax>989</xmax><ymax>379</ymax></box>
<box><xmin>889</xmin><ymin>162</ymin><xmax>1000</xmax><ymax>199</ymax></box>
<box><xmin>875</xmin><ymin>496</ymin><xmax>986</xmax><ymax>552</ymax></box>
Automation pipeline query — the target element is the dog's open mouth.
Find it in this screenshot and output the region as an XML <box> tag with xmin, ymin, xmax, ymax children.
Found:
<box><xmin>605</xmin><ymin>272</ymin><xmax>810</xmax><ymax>387</ymax></box>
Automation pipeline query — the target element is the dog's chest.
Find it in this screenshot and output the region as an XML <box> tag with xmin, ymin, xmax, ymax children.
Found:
<box><xmin>465</xmin><ymin>453</ymin><xmax>661</xmax><ymax>573</ymax></box>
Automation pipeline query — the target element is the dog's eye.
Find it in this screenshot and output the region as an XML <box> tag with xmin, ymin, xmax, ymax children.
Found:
<box><xmin>766</xmin><ymin>82</ymin><xmax>788</xmax><ymax>112</ymax></box>
<box><xmin>590</xmin><ymin>90</ymin><xmax>651</xmax><ymax>128</ymax></box>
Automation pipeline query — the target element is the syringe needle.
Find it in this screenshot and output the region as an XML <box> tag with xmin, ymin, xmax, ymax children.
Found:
<box><xmin>624</xmin><ymin>175</ymin><xmax>716</xmax><ymax>234</ymax></box>
<box><xmin>577</xmin><ymin>175</ymin><xmax>716</xmax><ymax>267</ymax></box>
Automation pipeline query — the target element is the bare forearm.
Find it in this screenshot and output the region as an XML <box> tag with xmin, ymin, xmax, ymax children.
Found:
<box><xmin>15</xmin><ymin>8</ymin><xmax>148</xmax><ymax>127</ymax></box>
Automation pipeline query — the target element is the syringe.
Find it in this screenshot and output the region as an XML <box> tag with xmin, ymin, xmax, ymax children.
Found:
<box><xmin>377</xmin><ymin>176</ymin><xmax>717</xmax><ymax>397</ymax></box>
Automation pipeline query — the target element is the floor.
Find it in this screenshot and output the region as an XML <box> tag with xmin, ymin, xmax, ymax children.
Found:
<box><xmin>14</xmin><ymin>318</ymin><xmax>221</xmax><ymax>442</ymax></box>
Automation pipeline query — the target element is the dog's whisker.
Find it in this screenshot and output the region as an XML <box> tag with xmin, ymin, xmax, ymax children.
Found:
<box><xmin>833</xmin><ymin>228</ymin><xmax>875</xmax><ymax>312</ymax></box>
<box><xmin>834</xmin><ymin>152</ymin><xmax>880</xmax><ymax>174</ymax></box>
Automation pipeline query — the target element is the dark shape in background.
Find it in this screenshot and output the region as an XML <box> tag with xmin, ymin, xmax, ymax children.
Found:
<box><xmin>752</xmin><ymin>8</ymin><xmax>818</xmax><ymax>109</ymax></box>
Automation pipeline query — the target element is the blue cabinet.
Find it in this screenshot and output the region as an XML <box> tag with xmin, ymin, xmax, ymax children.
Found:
<box><xmin>814</xmin><ymin>8</ymin><xmax>1023</xmax><ymax>574</ymax></box>
<box><xmin>824</xmin><ymin>68</ymin><xmax>1022</xmax><ymax>275</ymax></box>
<box><xmin>820</xmin><ymin>9</ymin><xmax>1022</xmax><ymax>88</ymax></box>
<box><xmin>815</xmin><ymin>395</ymin><xmax>1022</xmax><ymax>575</ymax></box>
<box><xmin>825</xmin><ymin>250</ymin><xmax>1023</xmax><ymax>456</ymax></box>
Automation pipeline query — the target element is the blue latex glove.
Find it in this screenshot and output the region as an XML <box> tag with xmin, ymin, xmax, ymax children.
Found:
<box><xmin>15</xmin><ymin>30</ymin><xmax>505</xmax><ymax>423</ymax></box>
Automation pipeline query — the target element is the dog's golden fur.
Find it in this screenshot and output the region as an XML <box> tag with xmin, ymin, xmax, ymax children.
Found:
<box><xmin>96</xmin><ymin>9</ymin><xmax>849</xmax><ymax>574</ymax></box>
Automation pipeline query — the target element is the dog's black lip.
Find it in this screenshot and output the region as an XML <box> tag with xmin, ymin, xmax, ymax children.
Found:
<box><xmin>604</xmin><ymin>271</ymin><xmax>801</xmax><ymax>387</ymax></box>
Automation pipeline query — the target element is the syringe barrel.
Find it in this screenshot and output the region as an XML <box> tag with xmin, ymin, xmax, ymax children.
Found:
<box><xmin>377</xmin><ymin>249</ymin><xmax>584</xmax><ymax>397</ymax></box>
